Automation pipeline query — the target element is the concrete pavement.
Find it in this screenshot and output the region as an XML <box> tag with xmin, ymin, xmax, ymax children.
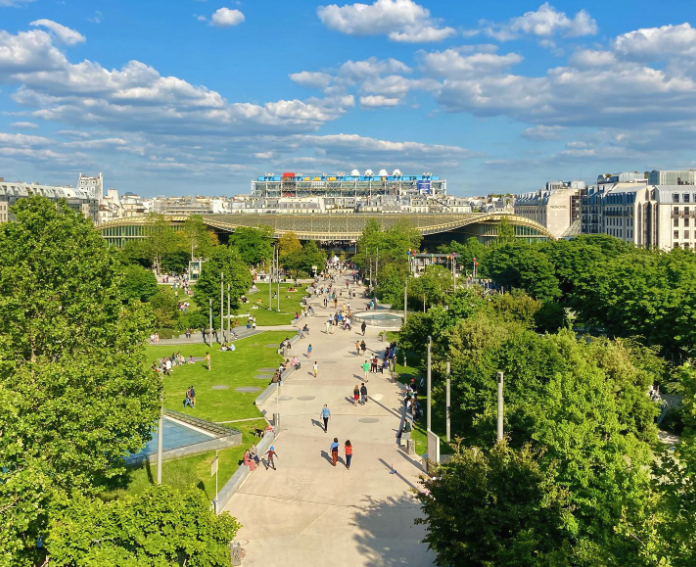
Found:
<box><xmin>223</xmin><ymin>283</ymin><xmax>435</xmax><ymax>566</ymax></box>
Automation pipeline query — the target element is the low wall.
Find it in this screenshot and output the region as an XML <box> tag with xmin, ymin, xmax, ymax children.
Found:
<box><xmin>255</xmin><ymin>333</ymin><xmax>303</xmax><ymax>407</ymax></box>
<box><xmin>216</xmin><ymin>430</ymin><xmax>275</xmax><ymax>513</ymax></box>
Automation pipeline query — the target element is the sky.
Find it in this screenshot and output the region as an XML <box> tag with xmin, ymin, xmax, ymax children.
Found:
<box><xmin>1</xmin><ymin>0</ymin><xmax>696</xmax><ymax>197</ymax></box>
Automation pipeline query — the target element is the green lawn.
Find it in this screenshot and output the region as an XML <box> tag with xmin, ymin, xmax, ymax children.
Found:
<box><xmin>147</xmin><ymin>330</ymin><xmax>291</xmax><ymax>423</ymax></box>
<box><xmin>102</xmin><ymin>420</ymin><xmax>266</xmax><ymax>503</ymax></box>
<box><xmin>235</xmin><ymin>282</ymin><xmax>308</xmax><ymax>326</ymax></box>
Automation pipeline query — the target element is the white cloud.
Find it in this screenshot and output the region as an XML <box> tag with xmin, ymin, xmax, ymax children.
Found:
<box><xmin>420</xmin><ymin>48</ymin><xmax>523</xmax><ymax>78</ymax></box>
<box><xmin>338</xmin><ymin>57</ymin><xmax>411</xmax><ymax>82</ymax></box>
<box><xmin>483</xmin><ymin>3</ymin><xmax>597</xmax><ymax>41</ymax></box>
<box><xmin>30</xmin><ymin>19</ymin><xmax>86</xmax><ymax>46</ymax></box>
<box><xmin>522</xmin><ymin>125</ymin><xmax>565</xmax><ymax>141</ymax></box>
<box><xmin>317</xmin><ymin>0</ymin><xmax>454</xmax><ymax>43</ymax></box>
<box><xmin>0</xmin><ymin>0</ymin><xmax>34</xmax><ymax>6</ymax></box>
<box><xmin>88</xmin><ymin>11</ymin><xmax>103</xmax><ymax>24</ymax></box>
<box><xmin>570</xmin><ymin>49</ymin><xmax>616</xmax><ymax>67</ymax></box>
<box><xmin>289</xmin><ymin>71</ymin><xmax>333</xmax><ymax>89</ymax></box>
<box><xmin>0</xmin><ymin>30</ymin><xmax>68</xmax><ymax>73</ymax></box>
<box><xmin>359</xmin><ymin>95</ymin><xmax>400</xmax><ymax>108</ymax></box>
<box><xmin>255</xmin><ymin>151</ymin><xmax>273</xmax><ymax>159</ymax></box>
<box><xmin>614</xmin><ymin>23</ymin><xmax>696</xmax><ymax>60</ymax></box>
<box><xmin>11</xmin><ymin>121</ymin><xmax>37</xmax><ymax>129</ymax></box>
<box><xmin>210</xmin><ymin>7</ymin><xmax>245</xmax><ymax>27</ymax></box>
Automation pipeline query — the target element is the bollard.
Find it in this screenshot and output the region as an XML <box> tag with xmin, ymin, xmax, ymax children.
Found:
<box><xmin>406</xmin><ymin>439</ymin><xmax>416</xmax><ymax>455</ymax></box>
<box><xmin>230</xmin><ymin>541</ymin><xmax>243</xmax><ymax>566</ymax></box>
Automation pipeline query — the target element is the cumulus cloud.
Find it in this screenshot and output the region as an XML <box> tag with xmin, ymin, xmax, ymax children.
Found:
<box><xmin>210</xmin><ymin>8</ymin><xmax>245</xmax><ymax>27</ymax></box>
<box><xmin>614</xmin><ymin>23</ymin><xmax>696</xmax><ymax>60</ymax></box>
<box><xmin>289</xmin><ymin>71</ymin><xmax>333</xmax><ymax>89</ymax></box>
<box><xmin>522</xmin><ymin>125</ymin><xmax>565</xmax><ymax>141</ymax></box>
<box><xmin>30</xmin><ymin>19</ymin><xmax>86</xmax><ymax>45</ymax></box>
<box><xmin>359</xmin><ymin>95</ymin><xmax>400</xmax><ymax>108</ymax></box>
<box><xmin>317</xmin><ymin>0</ymin><xmax>455</xmax><ymax>43</ymax></box>
<box><xmin>420</xmin><ymin>48</ymin><xmax>523</xmax><ymax>78</ymax></box>
<box><xmin>482</xmin><ymin>3</ymin><xmax>597</xmax><ymax>41</ymax></box>
<box><xmin>338</xmin><ymin>57</ymin><xmax>411</xmax><ymax>82</ymax></box>
<box><xmin>570</xmin><ymin>49</ymin><xmax>616</xmax><ymax>67</ymax></box>
<box><xmin>11</xmin><ymin>121</ymin><xmax>38</xmax><ymax>129</ymax></box>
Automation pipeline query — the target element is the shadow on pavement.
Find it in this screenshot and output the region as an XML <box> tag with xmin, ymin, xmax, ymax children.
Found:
<box><xmin>350</xmin><ymin>494</ymin><xmax>435</xmax><ymax>567</ymax></box>
<box><xmin>378</xmin><ymin>458</ymin><xmax>419</xmax><ymax>491</ymax></box>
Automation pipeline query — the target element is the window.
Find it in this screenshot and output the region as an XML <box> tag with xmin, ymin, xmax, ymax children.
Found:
<box><xmin>685</xmin><ymin>231</ymin><xmax>690</xmax><ymax>240</ymax></box>
<box><xmin>685</xmin><ymin>194</ymin><xmax>692</xmax><ymax>203</ymax></box>
<box><xmin>687</xmin><ymin>218</ymin><xmax>691</xmax><ymax>227</ymax></box>
<box><xmin>674</xmin><ymin>193</ymin><xmax>680</xmax><ymax>203</ymax></box>
<box><xmin>674</xmin><ymin>206</ymin><xmax>680</xmax><ymax>215</ymax></box>
<box><xmin>675</xmin><ymin>217</ymin><xmax>679</xmax><ymax>227</ymax></box>
<box><xmin>675</xmin><ymin>230</ymin><xmax>680</xmax><ymax>239</ymax></box>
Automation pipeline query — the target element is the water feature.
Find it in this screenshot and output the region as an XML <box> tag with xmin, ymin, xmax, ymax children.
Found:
<box><xmin>353</xmin><ymin>311</ymin><xmax>403</xmax><ymax>327</ymax></box>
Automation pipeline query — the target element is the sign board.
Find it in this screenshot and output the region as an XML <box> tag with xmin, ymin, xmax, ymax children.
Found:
<box><xmin>417</xmin><ymin>180</ymin><xmax>431</xmax><ymax>194</ymax></box>
<box><xmin>210</xmin><ymin>455</ymin><xmax>218</xmax><ymax>476</ymax></box>
<box><xmin>426</xmin><ymin>429</ymin><xmax>440</xmax><ymax>472</ymax></box>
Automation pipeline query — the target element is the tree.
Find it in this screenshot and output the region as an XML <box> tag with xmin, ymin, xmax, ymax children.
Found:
<box><xmin>408</xmin><ymin>264</ymin><xmax>452</xmax><ymax>310</ymax></box>
<box><xmin>277</xmin><ymin>232</ymin><xmax>302</xmax><ymax>264</ymax></box>
<box><xmin>46</xmin><ymin>487</ymin><xmax>241</xmax><ymax>567</ymax></box>
<box><xmin>120</xmin><ymin>264</ymin><xmax>159</xmax><ymax>303</ymax></box>
<box><xmin>495</xmin><ymin>216</ymin><xmax>516</xmax><ymax>245</ymax></box>
<box><xmin>182</xmin><ymin>214</ymin><xmax>217</xmax><ymax>261</ymax></box>
<box><xmin>416</xmin><ymin>443</ymin><xmax>574</xmax><ymax>567</ymax></box>
<box><xmin>485</xmin><ymin>242</ymin><xmax>561</xmax><ymax>301</ymax></box>
<box><xmin>439</xmin><ymin>237</ymin><xmax>489</xmax><ymax>277</ymax></box>
<box><xmin>194</xmin><ymin>245</ymin><xmax>252</xmax><ymax>312</ymax></box>
<box><xmin>142</xmin><ymin>214</ymin><xmax>180</xmax><ymax>273</ymax></box>
<box><xmin>229</xmin><ymin>226</ymin><xmax>273</xmax><ymax>266</ymax></box>
<box><xmin>0</xmin><ymin>197</ymin><xmax>161</xmax><ymax>565</ymax></box>
<box><xmin>296</xmin><ymin>240</ymin><xmax>325</xmax><ymax>274</ymax></box>
<box><xmin>120</xmin><ymin>238</ymin><xmax>154</xmax><ymax>268</ymax></box>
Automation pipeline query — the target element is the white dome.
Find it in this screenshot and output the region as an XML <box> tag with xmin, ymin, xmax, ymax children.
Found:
<box><xmin>392</xmin><ymin>169</ymin><xmax>402</xmax><ymax>176</ymax></box>
<box><xmin>378</xmin><ymin>169</ymin><xmax>388</xmax><ymax>177</ymax></box>
<box><xmin>351</xmin><ymin>169</ymin><xmax>360</xmax><ymax>176</ymax></box>
<box><xmin>365</xmin><ymin>169</ymin><xmax>374</xmax><ymax>176</ymax></box>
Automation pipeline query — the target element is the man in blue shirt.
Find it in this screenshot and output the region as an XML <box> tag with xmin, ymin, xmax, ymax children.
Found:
<box><xmin>330</xmin><ymin>438</ymin><xmax>339</xmax><ymax>466</ymax></box>
<box><xmin>320</xmin><ymin>404</ymin><xmax>331</xmax><ymax>433</ymax></box>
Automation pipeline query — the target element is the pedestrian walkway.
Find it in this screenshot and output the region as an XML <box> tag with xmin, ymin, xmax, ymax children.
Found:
<box><xmin>222</xmin><ymin>281</ymin><xmax>434</xmax><ymax>566</ymax></box>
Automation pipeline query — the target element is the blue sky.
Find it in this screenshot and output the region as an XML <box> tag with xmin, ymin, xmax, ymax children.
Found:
<box><xmin>0</xmin><ymin>0</ymin><xmax>696</xmax><ymax>196</ymax></box>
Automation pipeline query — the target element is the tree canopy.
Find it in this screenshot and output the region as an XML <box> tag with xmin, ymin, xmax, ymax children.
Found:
<box><xmin>229</xmin><ymin>226</ymin><xmax>273</xmax><ymax>266</ymax></box>
<box><xmin>194</xmin><ymin>244</ymin><xmax>252</xmax><ymax>312</ymax></box>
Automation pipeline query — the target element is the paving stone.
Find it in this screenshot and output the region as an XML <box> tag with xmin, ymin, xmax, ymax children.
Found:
<box><xmin>211</xmin><ymin>385</ymin><xmax>229</xmax><ymax>390</ymax></box>
<box><xmin>358</xmin><ymin>417</ymin><xmax>380</xmax><ymax>423</ymax></box>
<box><xmin>235</xmin><ymin>387</ymin><xmax>261</xmax><ymax>393</ymax></box>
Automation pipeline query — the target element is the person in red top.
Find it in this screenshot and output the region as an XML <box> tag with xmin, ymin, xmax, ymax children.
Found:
<box><xmin>344</xmin><ymin>440</ymin><xmax>353</xmax><ymax>470</ymax></box>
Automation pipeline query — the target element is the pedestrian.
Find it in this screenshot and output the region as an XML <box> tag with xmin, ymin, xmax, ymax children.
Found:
<box><xmin>356</xmin><ymin>340</ymin><xmax>361</xmax><ymax>355</ymax></box>
<box><xmin>325</xmin><ymin>320</ymin><xmax>331</xmax><ymax>334</ymax></box>
<box><xmin>190</xmin><ymin>385</ymin><xmax>196</xmax><ymax>408</ymax></box>
<box><xmin>360</xmin><ymin>340</ymin><xmax>367</xmax><ymax>355</ymax></box>
<box><xmin>243</xmin><ymin>449</ymin><xmax>257</xmax><ymax>471</ymax></box>
<box><xmin>313</xmin><ymin>361</ymin><xmax>318</xmax><ymax>378</ymax></box>
<box><xmin>183</xmin><ymin>386</ymin><xmax>193</xmax><ymax>408</ymax></box>
<box><xmin>307</xmin><ymin>343</ymin><xmax>313</xmax><ymax>358</ymax></box>
<box><xmin>344</xmin><ymin>440</ymin><xmax>353</xmax><ymax>470</ymax></box>
<box><xmin>265</xmin><ymin>445</ymin><xmax>278</xmax><ymax>470</ymax></box>
<box><xmin>360</xmin><ymin>382</ymin><xmax>368</xmax><ymax>405</ymax></box>
<box><xmin>361</xmin><ymin>321</ymin><xmax>367</xmax><ymax>336</ymax></box>
<box><xmin>320</xmin><ymin>404</ymin><xmax>331</xmax><ymax>433</ymax></box>
<box><xmin>353</xmin><ymin>384</ymin><xmax>360</xmax><ymax>404</ymax></box>
<box><xmin>330</xmin><ymin>437</ymin><xmax>339</xmax><ymax>466</ymax></box>
<box><xmin>362</xmin><ymin>360</ymin><xmax>370</xmax><ymax>382</ymax></box>
<box><xmin>205</xmin><ymin>352</ymin><xmax>211</xmax><ymax>371</ymax></box>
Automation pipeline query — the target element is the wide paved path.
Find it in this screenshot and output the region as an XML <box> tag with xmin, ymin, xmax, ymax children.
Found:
<box><xmin>223</xmin><ymin>283</ymin><xmax>435</xmax><ymax>566</ymax></box>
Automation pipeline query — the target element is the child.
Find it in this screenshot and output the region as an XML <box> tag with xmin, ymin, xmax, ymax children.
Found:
<box><xmin>313</xmin><ymin>361</ymin><xmax>318</xmax><ymax>378</ymax></box>
<box><xmin>307</xmin><ymin>344</ymin><xmax>313</xmax><ymax>358</ymax></box>
<box><xmin>266</xmin><ymin>446</ymin><xmax>278</xmax><ymax>470</ymax></box>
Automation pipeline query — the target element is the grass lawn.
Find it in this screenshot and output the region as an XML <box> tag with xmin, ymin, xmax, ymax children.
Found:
<box><xmin>147</xmin><ymin>330</ymin><xmax>291</xmax><ymax>423</ymax></box>
<box><xmin>102</xmin><ymin>420</ymin><xmax>267</xmax><ymax>503</ymax></box>
<box><xmin>235</xmin><ymin>282</ymin><xmax>308</xmax><ymax>326</ymax></box>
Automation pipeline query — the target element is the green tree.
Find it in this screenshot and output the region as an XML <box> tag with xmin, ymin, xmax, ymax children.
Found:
<box><xmin>194</xmin><ymin>245</ymin><xmax>252</xmax><ymax>312</ymax></box>
<box><xmin>0</xmin><ymin>197</ymin><xmax>161</xmax><ymax>565</ymax></box>
<box><xmin>416</xmin><ymin>443</ymin><xmax>574</xmax><ymax>567</ymax></box>
<box><xmin>142</xmin><ymin>214</ymin><xmax>181</xmax><ymax>273</ymax></box>
<box><xmin>439</xmin><ymin>237</ymin><xmax>489</xmax><ymax>277</ymax></box>
<box><xmin>496</xmin><ymin>216</ymin><xmax>516</xmax><ymax>245</ymax></box>
<box><xmin>408</xmin><ymin>264</ymin><xmax>452</xmax><ymax>310</ymax></box>
<box><xmin>485</xmin><ymin>242</ymin><xmax>561</xmax><ymax>301</ymax></box>
<box><xmin>182</xmin><ymin>214</ymin><xmax>217</xmax><ymax>261</ymax></box>
<box><xmin>120</xmin><ymin>264</ymin><xmax>159</xmax><ymax>302</ymax></box>
<box><xmin>120</xmin><ymin>238</ymin><xmax>154</xmax><ymax>268</ymax></box>
<box><xmin>46</xmin><ymin>487</ymin><xmax>241</xmax><ymax>567</ymax></box>
<box><xmin>229</xmin><ymin>226</ymin><xmax>273</xmax><ymax>266</ymax></box>
<box><xmin>297</xmin><ymin>240</ymin><xmax>325</xmax><ymax>274</ymax></box>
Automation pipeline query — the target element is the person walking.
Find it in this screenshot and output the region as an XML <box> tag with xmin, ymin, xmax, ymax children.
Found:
<box><xmin>190</xmin><ymin>385</ymin><xmax>196</xmax><ymax>408</ymax></box>
<box><xmin>360</xmin><ymin>340</ymin><xmax>367</xmax><ymax>355</ymax></box>
<box><xmin>362</xmin><ymin>360</ymin><xmax>370</xmax><ymax>382</ymax></box>
<box><xmin>306</xmin><ymin>343</ymin><xmax>313</xmax><ymax>358</ymax></box>
<box><xmin>353</xmin><ymin>384</ymin><xmax>360</xmax><ymax>404</ymax></box>
<box><xmin>360</xmin><ymin>382</ymin><xmax>368</xmax><ymax>405</ymax></box>
<box><xmin>344</xmin><ymin>440</ymin><xmax>353</xmax><ymax>470</ymax></box>
<box><xmin>330</xmin><ymin>438</ymin><xmax>339</xmax><ymax>467</ymax></box>
<box><xmin>205</xmin><ymin>352</ymin><xmax>211</xmax><ymax>372</ymax></box>
<box><xmin>320</xmin><ymin>404</ymin><xmax>331</xmax><ymax>433</ymax></box>
<box><xmin>313</xmin><ymin>361</ymin><xmax>318</xmax><ymax>378</ymax></box>
<box><xmin>355</xmin><ymin>340</ymin><xmax>361</xmax><ymax>355</ymax></box>
<box><xmin>361</xmin><ymin>321</ymin><xmax>367</xmax><ymax>336</ymax></box>
<box><xmin>265</xmin><ymin>445</ymin><xmax>278</xmax><ymax>470</ymax></box>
